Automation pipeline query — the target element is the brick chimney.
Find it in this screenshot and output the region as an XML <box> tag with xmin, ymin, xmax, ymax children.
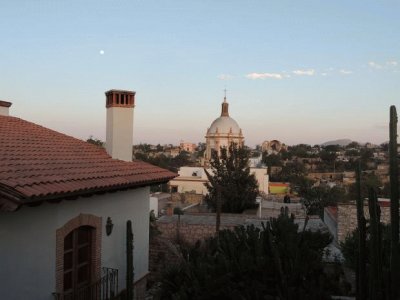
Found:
<box><xmin>0</xmin><ymin>101</ymin><xmax>12</xmax><ymax>116</ymax></box>
<box><xmin>105</xmin><ymin>89</ymin><xmax>136</xmax><ymax>161</ymax></box>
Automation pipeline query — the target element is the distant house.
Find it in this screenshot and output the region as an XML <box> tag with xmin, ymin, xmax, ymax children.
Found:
<box><xmin>169</xmin><ymin>166</ymin><xmax>269</xmax><ymax>195</ymax></box>
<box><xmin>164</xmin><ymin>147</ymin><xmax>180</xmax><ymax>158</ymax></box>
<box><xmin>179</xmin><ymin>141</ymin><xmax>197</xmax><ymax>153</ymax></box>
<box><xmin>0</xmin><ymin>92</ymin><xmax>176</xmax><ymax>300</ymax></box>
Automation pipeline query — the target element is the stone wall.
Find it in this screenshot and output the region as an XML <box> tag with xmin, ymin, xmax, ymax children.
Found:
<box><xmin>148</xmin><ymin>236</ymin><xmax>183</xmax><ymax>283</ymax></box>
<box><xmin>157</xmin><ymin>218</ymin><xmax>236</xmax><ymax>245</ymax></box>
<box><xmin>337</xmin><ymin>201</ymin><xmax>392</xmax><ymax>243</ymax></box>
<box><xmin>171</xmin><ymin>192</ymin><xmax>204</xmax><ymax>204</ymax></box>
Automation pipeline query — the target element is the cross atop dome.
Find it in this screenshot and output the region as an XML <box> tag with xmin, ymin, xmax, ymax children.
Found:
<box><xmin>221</xmin><ymin>89</ymin><xmax>229</xmax><ymax>117</ymax></box>
<box><xmin>223</xmin><ymin>88</ymin><xmax>227</xmax><ymax>103</ymax></box>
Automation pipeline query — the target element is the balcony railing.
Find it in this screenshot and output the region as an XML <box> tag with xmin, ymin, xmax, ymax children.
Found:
<box><xmin>53</xmin><ymin>267</ymin><xmax>118</xmax><ymax>300</ymax></box>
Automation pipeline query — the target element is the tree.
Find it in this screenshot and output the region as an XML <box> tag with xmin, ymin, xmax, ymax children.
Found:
<box><xmin>170</xmin><ymin>151</ymin><xmax>191</xmax><ymax>170</ymax></box>
<box><xmin>301</xmin><ymin>184</ymin><xmax>346</xmax><ymax>216</ymax></box>
<box><xmin>320</xmin><ymin>150</ymin><xmax>337</xmax><ymax>163</ymax></box>
<box><xmin>204</xmin><ymin>143</ymin><xmax>258</xmax><ymax>213</ymax></box>
<box><xmin>137</xmin><ymin>143</ymin><xmax>151</xmax><ymax>152</ymax></box>
<box><xmin>290</xmin><ymin>144</ymin><xmax>312</xmax><ymax>157</ymax></box>
<box><xmin>156</xmin><ymin>143</ymin><xmax>163</xmax><ymax>152</ymax></box>
<box><xmin>345</xmin><ymin>149</ymin><xmax>359</xmax><ymax>157</ymax></box>
<box><xmin>86</xmin><ymin>135</ymin><xmax>104</xmax><ymax>147</ymax></box>
<box><xmin>323</xmin><ymin>144</ymin><xmax>341</xmax><ymax>153</ymax></box>
<box><xmin>380</xmin><ymin>142</ymin><xmax>389</xmax><ymax>152</ymax></box>
<box><xmin>347</xmin><ymin>173</ymin><xmax>383</xmax><ymax>200</ymax></box>
<box><xmin>262</xmin><ymin>153</ymin><xmax>283</xmax><ymax>167</ymax></box>
<box><xmin>134</xmin><ymin>150</ymin><xmax>191</xmax><ymax>174</ymax></box>
<box><xmin>279</xmin><ymin>161</ymin><xmax>307</xmax><ymax>182</ymax></box>
<box><xmin>291</xmin><ymin>176</ymin><xmax>315</xmax><ymax>196</ymax></box>
<box><xmin>360</xmin><ymin>148</ymin><xmax>373</xmax><ymax>162</ymax></box>
<box><xmin>346</xmin><ymin>141</ymin><xmax>360</xmax><ymax>149</ymax></box>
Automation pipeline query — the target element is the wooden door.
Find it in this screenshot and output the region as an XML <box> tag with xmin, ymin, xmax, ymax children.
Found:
<box><xmin>63</xmin><ymin>226</ymin><xmax>93</xmax><ymax>295</ymax></box>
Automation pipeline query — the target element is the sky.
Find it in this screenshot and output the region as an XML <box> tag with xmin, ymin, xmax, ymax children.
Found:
<box><xmin>1</xmin><ymin>0</ymin><xmax>399</xmax><ymax>147</ymax></box>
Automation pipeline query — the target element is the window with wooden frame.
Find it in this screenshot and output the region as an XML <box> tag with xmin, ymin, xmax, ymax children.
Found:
<box><xmin>63</xmin><ymin>226</ymin><xmax>93</xmax><ymax>293</ymax></box>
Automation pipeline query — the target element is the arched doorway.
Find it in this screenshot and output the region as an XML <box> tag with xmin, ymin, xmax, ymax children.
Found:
<box><xmin>63</xmin><ymin>226</ymin><xmax>93</xmax><ymax>294</ymax></box>
<box><xmin>55</xmin><ymin>214</ymin><xmax>102</xmax><ymax>298</ymax></box>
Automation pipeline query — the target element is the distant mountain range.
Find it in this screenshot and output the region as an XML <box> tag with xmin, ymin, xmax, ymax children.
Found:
<box><xmin>321</xmin><ymin>139</ymin><xmax>354</xmax><ymax>146</ymax></box>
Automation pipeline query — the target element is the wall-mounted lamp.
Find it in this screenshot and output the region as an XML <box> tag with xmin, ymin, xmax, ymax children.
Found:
<box><xmin>106</xmin><ymin>217</ymin><xmax>114</xmax><ymax>236</ymax></box>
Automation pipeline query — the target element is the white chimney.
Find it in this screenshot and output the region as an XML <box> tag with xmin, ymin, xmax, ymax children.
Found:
<box><xmin>105</xmin><ymin>89</ymin><xmax>135</xmax><ymax>161</ymax></box>
<box><xmin>0</xmin><ymin>101</ymin><xmax>12</xmax><ymax>116</ymax></box>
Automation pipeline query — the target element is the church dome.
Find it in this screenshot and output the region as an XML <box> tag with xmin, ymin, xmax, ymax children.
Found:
<box><xmin>203</xmin><ymin>95</ymin><xmax>244</xmax><ymax>166</ymax></box>
<box><xmin>207</xmin><ymin>96</ymin><xmax>242</xmax><ymax>136</ymax></box>
<box><xmin>208</xmin><ymin>116</ymin><xmax>241</xmax><ymax>134</ymax></box>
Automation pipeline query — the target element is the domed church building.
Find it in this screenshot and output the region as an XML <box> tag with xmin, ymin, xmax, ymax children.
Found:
<box><xmin>170</xmin><ymin>93</ymin><xmax>269</xmax><ymax>196</ymax></box>
<box><xmin>204</xmin><ymin>96</ymin><xmax>244</xmax><ymax>165</ymax></box>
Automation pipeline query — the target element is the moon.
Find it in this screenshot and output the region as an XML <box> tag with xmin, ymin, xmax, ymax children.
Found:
<box><xmin>99</xmin><ymin>50</ymin><xmax>105</xmax><ymax>55</ymax></box>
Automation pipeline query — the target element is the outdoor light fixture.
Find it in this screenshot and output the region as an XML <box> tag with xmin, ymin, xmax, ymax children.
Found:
<box><xmin>106</xmin><ymin>217</ymin><xmax>114</xmax><ymax>236</ymax></box>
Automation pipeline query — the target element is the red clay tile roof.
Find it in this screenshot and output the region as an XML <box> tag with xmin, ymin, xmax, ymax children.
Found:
<box><xmin>0</xmin><ymin>115</ymin><xmax>177</xmax><ymax>211</ymax></box>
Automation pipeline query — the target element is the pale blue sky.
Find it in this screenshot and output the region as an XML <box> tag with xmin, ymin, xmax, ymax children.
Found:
<box><xmin>1</xmin><ymin>1</ymin><xmax>399</xmax><ymax>146</ymax></box>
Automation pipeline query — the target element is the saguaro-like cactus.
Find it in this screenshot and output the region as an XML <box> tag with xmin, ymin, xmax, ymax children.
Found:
<box><xmin>368</xmin><ymin>188</ymin><xmax>383</xmax><ymax>299</ymax></box>
<box><xmin>355</xmin><ymin>164</ymin><xmax>367</xmax><ymax>300</ymax></box>
<box><xmin>126</xmin><ymin>220</ymin><xmax>134</xmax><ymax>300</ymax></box>
<box><xmin>389</xmin><ymin>105</ymin><xmax>400</xmax><ymax>299</ymax></box>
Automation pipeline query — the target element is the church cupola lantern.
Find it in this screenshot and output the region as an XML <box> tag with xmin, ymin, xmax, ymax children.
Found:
<box><xmin>221</xmin><ymin>97</ymin><xmax>229</xmax><ymax>117</ymax></box>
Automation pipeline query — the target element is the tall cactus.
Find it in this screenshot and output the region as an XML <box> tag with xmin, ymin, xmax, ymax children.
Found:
<box><xmin>389</xmin><ymin>105</ymin><xmax>400</xmax><ymax>299</ymax></box>
<box><xmin>355</xmin><ymin>163</ymin><xmax>367</xmax><ymax>300</ymax></box>
<box><xmin>265</xmin><ymin>220</ymin><xmax>288</xmax><ymax>300</ymax></box>
<box><xmin>126</xmin><ymin>220</ymin><xmax>134</xmax><ymax>300</ymax></box>
<box><xmin>368</xmin><ymin>188</ymin><xmax>383</xmax><ymax>299</ymax></box>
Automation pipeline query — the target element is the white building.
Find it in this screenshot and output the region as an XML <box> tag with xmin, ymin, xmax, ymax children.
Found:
<box><xmin>169</xmin><ymin>166</ymin><xmax>269</xmax><ymax>195</ymax></box>
<box><xmin>169</xmin><ymin>167</ymin><xmax>209</xmax><ymax>195</ymax></box>
<box><xmin>261</xmin><ymin>140</ymin><xmax>287</xmax><ymax>154</ymax></box>
<box><xmin>0</xmin><ymin>91</ymin><xmax>175</xmax><ymax>300</ymax></box>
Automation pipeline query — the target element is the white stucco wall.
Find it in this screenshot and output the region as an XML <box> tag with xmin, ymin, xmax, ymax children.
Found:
<box><xmin>0</xmin><ymin>186</ymin><xmax>149</xmax><ymax>300</ymax></box>
<box><xmin>0</xmin><ymin>106</ymin><xmax>10</xmax><ymax>116</ymax></box>
<box><xmin>172</xmin><ymin>178</ymin><xmax>209</xmax><ymax>194</ymax></box>
<box><xmin>250</xmin><ymin>167</ymin><xmax>269</xmax><ymax>194</ymax></box>
<box><xmin>169</xmin><ymin>167</ymin><xmax>209</xmax><ymax>194</ymax></box>
<box><xmin>170</xmin><ymin>166</ymin><xmax>269</xmax><ymax>195</ymax></box>
<box><xmin>106</xmin><ymin>106</ymin><xmax>134</xmax><ymax>161</ymax></box>
<box><xmin>177</xmin><ymin>167</ymin><xmax>208</xmax><ymax>179</ymax></box>
<box><xmin>150</xmin><ymin>196</ymin><xmax>159</xmax><ymax>217</ymax></box>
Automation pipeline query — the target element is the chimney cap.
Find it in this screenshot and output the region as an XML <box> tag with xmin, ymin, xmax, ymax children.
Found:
<box><xmin>105</xmin><ymin>89</ymin><xmax>136</xmax><ymax>108</ymax></box>
<box><xmin>105</xmin><ymin>89</ymin><xmax>135</xmax><ymax>95</ymax></box>
<box><xmin>0</xmin><ymin>101</ymin><xmax>12</xmax><ymax>108</ymax></box>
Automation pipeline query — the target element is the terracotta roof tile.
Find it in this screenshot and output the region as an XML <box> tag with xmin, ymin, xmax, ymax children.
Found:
<box><xmin>0</xmin><ymin>115</ymin><xmax>177</xmax><ymax>211</ymax></box>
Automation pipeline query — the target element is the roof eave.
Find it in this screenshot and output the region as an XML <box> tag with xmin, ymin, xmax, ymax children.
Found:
<box><xmin>0</xmin><ymin>175</ymin><xmax>176</xmax><ymax>212</ymax></box>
